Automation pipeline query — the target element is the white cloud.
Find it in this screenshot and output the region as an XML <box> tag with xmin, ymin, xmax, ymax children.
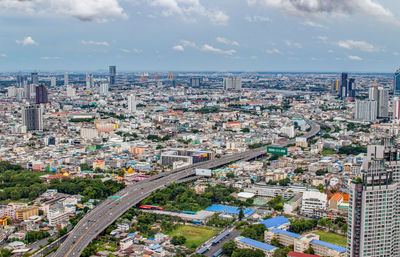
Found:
<box><xmin>251</xmin><ymin>55</ymin><xmax>258</xmax><ymax>60</ymax></box>
<box><xmin>172</xmin><ymin>45</ymin><xmax>184</xmax><ymax>51</ymax></box>
<box><xmin>81</xmin><ymin>40</ymin><xmax>109</xmax><ymax>46</ymax></box>
<box><xmin>265</xmin><ymin>48</ymin><xmax>282</xmax><ymax>54</ymax></box>
<box><xmin>302</xmin><ymin>21</ymin><xmax>327</xmax><ymax>29</ymax></box>
<box><xmin>245</xmin><ymin>15</ymin><xmax>270</xmax><ymax>22</ymax></box>
<box><xmin>149</xmin><ymin>0</ymin><xmax>229</xmax><ymax>24</ymax></box>
<box><xmin>200</xmin><ymin>44</ymin><xmax>236</xmax><ymax>55</ymax></box>
<box><xmin>16</xmin><ymin>36</ymin><xmax>37</xmax><ymax>46</ymax></box>
<box><xmin>120</xmin><ymin>48</ymin><xmax>143</xmax><ymax>53</ymax></box>
<box><xmin>348</xmin><ymin>55</ymin><xmax>363</xmax><ymax>61</ymax></box>
<box><xmin>132</xmin><ymin>48</ymin><xmax>143</xmax><ymax>53</ymax></box>
<box><xmin>41</xmin><ymin>56</ymin><xmax>61</xmax><ymax>60</ymax></box>
<box><xmin>317</xmin><ymin>36</ymin><xmax>328</xmax><ymax>43</ymax></box>
<box><xmin>1</xmin><ymin>53</ymin><xmax>7</xmax><ymax>57</ymax></box>
<box><xmin>216</xmin><ymin>37</ymin><xmax>239</xmax><ymax>46</ymax></box>
<box><xmin>0</xmin><ymin>0</ymin><xmax>127</xmax><ymax>22</ymax></box>
<box><xmin>394</xmin><ymin>52</ymin><xmax>399</xmax><ymax>56</ymax></box>
<box><xmin>181</xmin><ymin>40</ymin><xmax>197</xmax><ymax>48</ymax></box>
<box><xmin>311</xmin><ymin>57</ymin><xmax>318</xmax><ymax>61</ymax></box>
<box><xmin>337</xmin><ymin>40</ymin><xmax>380</xmax><ymax>52</ymax></box>
<box><xmin>284</xmin><ymin>40</ymin><xmax>302</xmax><ymax>48</ymax></box>
<box><xmin>248</xmin><ymin>0</ymin><xmax>400</xmax><ymax>26</ymax></box>
<box><xmin>120</xmin><ymin>48</ymin><xmax>131</xmax><ymax>53</ymax></box>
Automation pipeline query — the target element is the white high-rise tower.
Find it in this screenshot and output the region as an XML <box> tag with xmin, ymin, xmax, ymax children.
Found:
<box><xmin>128</xmin><ymin>94</ymin><xmax>136</xmax><ymax>113</ymax></box>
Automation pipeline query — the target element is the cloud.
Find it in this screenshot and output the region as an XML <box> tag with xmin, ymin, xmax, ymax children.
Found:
<box><xmin>348</xmin><ymin>55</ymin><xmax>363</xmax><ymax>61</ymax></box>
<box><xmin>149</xmin><ymin>0</ymin><xmax>229</xmax><ymax>24</ymax></box>
<box><xmin>317</xmin><ymin>36</ymin><xmax>328</xmax><ymax>43</ymax></box>
<box><xmin>200</xmin><ymin>44</ymin><xmax>236</xmax><ymax>55</ymax></box>
<box><xmin>181</xmin><ymin>40</ymin><xmax>197</xmax><ymax>48</ymax></box>
<box><xmin>248</xmin><ymin>0</ymin><xmax>400</xmax><ymax>26</ymax></box>
<box><xmin>16</xmin><ymin>36</ymin><xmax>37</xmax><ymax>46</ymax></box>
<box><xmin>216</xmin><ymin>37</ymin><xmax>239</xmax><ymax>46</ymax></box>
<box><xmin>1</xmin><ymin>53</ymin><xmax>7</xmax><ymax>57</ymax></box>
<box><xmin>265</xmin><ymin>48</ymin><xmax>282</xmax><ymax>54</ymax></box>
<box><xmin>41</xmin><ymin>56</ymin><xmax>61</xmax><ymax>60</ymax></box>
<box><xmin>336</xmin><ymin>40</ymin><xmax>380</xmax><ymax>52</ymax></box>
<box><xmin>0</xmin><ymin>0</ymin><xmax>127</xmax><ymax>22</ymax></box>
<box><xmin>120</xmin><ymin>48</ymin><xmax>131</xmax><ymax>53</ymax></box>
<box><xmin>302</xmin><ymin>21</ymin><xmax>327</xmax><ymax>29</ymax></box>
<box><xmin>172</xmin><ymin>45</ymin><xmax>184</xmax><ymax>51</ymax></box>
<box><xmin>394</xmin><ymin>52</ymin><xmax>399</xmax><ymax>56</ymax></box>
<box><xmin>81</xmin><ymin>40</ymin><xmax>109</xmax><ymax>46</ymax></box>
<box><xmin>245</xmin><ymin>15</ymin><xmax>270</xmax><ymax>22</ymax></box>
<box><xmin>284</xmin><ymin>40</ymin><xmax>302</xmax><ymax>48</ymax></box>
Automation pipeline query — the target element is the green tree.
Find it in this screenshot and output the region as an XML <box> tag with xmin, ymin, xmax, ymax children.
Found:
<box><xmin>171</xmin><ymin>235</ymin><xmax>186</xmax><ymax>245</ymax></box>
<box><xmin>222</xmin><ymin>240</ymin><xmax>236</xmax><ymax>257</ymax></box>
<box><xmin>304</xmin><ymin>247</ymin><xmax>315</xmax><ymax>254</ymax></box>
<box><xmin>232</xmin><ymin>248</ymin><xmax>265</xmax><ymax>257</ymax></box>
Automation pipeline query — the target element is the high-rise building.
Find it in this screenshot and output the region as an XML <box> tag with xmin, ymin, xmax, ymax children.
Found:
<box><xmin>190</xmin><ymin>78</ymin><xmax>200</xmax><ymax>88</ymax></box>
<box><xmin>64</xmin><ymin>72</ymin><xmax>69</xmax><ymax>86</ymax></box>
<box><xmin>348</xmin><ymin>78</ymin><xmax>355</xmax><ymax>98</ymax></box>
<box><xmin>393</xmin><ymin>97</ymin><xmax>400</xmax><ymax>123</ymax></box>
<box><xmin>394</xmin><ymin>69</ymin><xmax>400</xmax><ymax>95</ymax></box>
<box><xmin>99</xmin><ymin>83</ymin><xmax>109</xmax><ymax>96</ymax></box>
<box><xmin>377</xmin><ymin>87</ymin><xmax>389</xmax><ymax>118</ymax></box>
<box><xmin>31</xmin><ymin>72</ymin><xmax>38</xmax><ymax>85</ymax></box>
<box><xmin>223</xmin><ymin>77</ymin><xmax>242</xmax><ymax>90</ymax></box>
<box><xmin>354</xmin><ymin>100</ymin><xmax>377</xmax><ymax>122</ymax></box>
<box><xmin>109</xmin><ymin>66</ymin><xmax>116</xmax><ymax>86</ymax></box>
<box><xmin>340</xmin><ymin>72</ymin><xmax>348</xmax><ymax>99</ymax></box>
<box><xmin>35</xmin><ymin>85</ymin><xmax>48</xmax><ymax>104</ymax></box>
<box><xmin>66</xmin><ymin>86</ymin><xmax>76</xmax><ymax>98</ymax></box>
<box><xmin>368</xmin><ymin>86</ymin><xmax>378</xmax><ymax>101</ymax></box>
<box><xmin>347</xmin><ymin>142</ymin><xmax>400</xmax><ymax>257</ymax></box>
<box><xmin>127</xmin><ymin>94</ymin><xmax>136</xmax><ymax>113</ymax></box>
<box><xmin>16</xmin><ymin>74</ymin><xmax>26</xmax><ymax>87</ymax></box>
<box><xmin>50</xmin><ymin>77</ymin><xmax>57</xmax><ymax>87</ymax></box>
<box><xmin>23</xmin><ymin>104</ymin><xmax>43</xmax><ymax>131</ymax></box>
<box><xmin>24</xmin><ymin>84</ymin><xmax>36</xmax><ymax>99</ymax></box>
<box><xmin>86</xmin><ymin>74</ymin><xmax>94</xmax><ymax>88</ymax></box>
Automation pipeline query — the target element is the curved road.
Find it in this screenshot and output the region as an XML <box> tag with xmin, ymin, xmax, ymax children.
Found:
<box><xmin>53</xmin><ymin>123</ymin><xmax>320</xmax><ymax>257</ymax></box>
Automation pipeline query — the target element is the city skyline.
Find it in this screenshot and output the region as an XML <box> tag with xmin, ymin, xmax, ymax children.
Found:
<box><xmin>1</xmin><ymin>0</ymin><xmax>400</xmax><ymax>72</ymax></box>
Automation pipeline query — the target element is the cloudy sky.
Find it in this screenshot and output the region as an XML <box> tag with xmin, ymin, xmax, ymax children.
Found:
<box><xmin>0</xmin><ymin>0</ymin><xmax>399</xmax><ymax>72</ymax></box>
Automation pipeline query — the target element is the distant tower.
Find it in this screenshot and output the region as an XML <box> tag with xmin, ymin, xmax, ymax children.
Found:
<box><xmin>348</xmin><ymin>78</ymin><xmax>355</xmax><ymax>97</ymax></box>
<box><xmin>17</xmin><ymin>74</ymin><xmax>26</xmax><ymax>87</ymax></box>
<box><xmin>86</xmin><ymin>74</ymin><xmax>94</xmax><ymax>88</ymax></box>
<box><xmin>99</xmin><ymin>83</ymin><xmax>109</xmax><ymax>96</ymax></box>
<box><xmin>394</xmin><ymin>69</ymin><xmax>400</xmax><ymax>95</ymax></box>
<box><xmin>127</xmin><ymin>94</ymin><xmax>136</xmax><ymax>113</ymax></box>
<box><xmin>64</xmin><ymin>72</ymin><xmax>69</xmax><ymax>86</ymax></box>
<box><xmin>109</xmin><ymin>66</ymin><xmax>116</xmax><ymax>86</ymax></box>
<box><xmin>340</xmin><ymin>72</ymin><xmax>348</xmax><ymax>99</ymax></box>
<box><xmin>190</xmin><ymin>78</ymin><xmax>200</xmax><ymax>88</ymax></box>
<box><xmin>23</xmin><ymin>104</ymin><xmax>44</xmax><ymax>131</ymax></box>
<box><xmin>31</xmin><ymin>72</ymin><xmax>38</xmax><ymax>85</ymax></box>
<box><xmin>35</xmin><ymin>85</ymin><xmax>48</xmax><ymax>104</ymax></box>
<box><xmin>223</xmin><ymin>77</ymin><xmax>242</xmax><ymax>90</ymax></box>
<box><xmin>50</xmin><ymin>77</ymin><xmax>56</xmax><ymax>87</ymax></box>
<box><xmin>377</xmin><ymin>87</ymin><xmax>389</xmax><ymax>118</ymax></box>
<box><xmin>393</xmin><ymin>97</ymin><xmax>400</xmax><ymax>123</ymax></box>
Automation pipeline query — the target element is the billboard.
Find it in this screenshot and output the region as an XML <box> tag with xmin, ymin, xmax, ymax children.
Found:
<box><xmin>267</xmin><ymin>146</ymin><xmax>288</xmax><ymax>156</ymax></box>
<box><xmin>195</xmin><ymin>168</ymin><xmax>212</xmax><ymax>177</ymax></box>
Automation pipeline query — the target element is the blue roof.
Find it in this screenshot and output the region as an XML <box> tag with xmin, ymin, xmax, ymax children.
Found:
<box><xmin>311</xmin><ymin>240</ymin><xmax>347</xmax><ymax>253</ymax></box>
<box><xmin>149</xmin><ymin>244</ymin><xmax>161</xmax><ymax>250</ymax></box>
<box><xmin>238</xmin><ymin>237</ymin><xmax>277</xmax><ymax>252</ymax></box>
<box><xmin>205</xmin><ymin>204</ymin><xmax>255</xmax><ymax>216</ymax></box>
<box><xmin>259</xmin><ymin>216</ymin><xmax>290</xmax><ymax>229</ymax></box>
<box><xmin>270</xmin><ymin>229</ymin><xmax>301</xmax><ymax>238</ymax></box>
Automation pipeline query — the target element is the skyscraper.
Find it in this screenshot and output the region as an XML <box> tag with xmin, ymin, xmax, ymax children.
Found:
<box><xmin>99</xmin><ymin>83</ymin><xmax>109</xmax><ymax>96</ymax></box>
<box><xmin>35</xmin><ymin>85</ymin><xmax>48</xmax><ymax>104</ymax></box>
<box><xmin>377</xmin><ymin>87</ymin><xmax>389</xmax><ymax>118</ymax></box>
<box><xmin>50</xmin><ymin>77</ymin><xmax>56</xmax><ymax>87</ymax></box>
<box><xmin>190</xmin><ymin>78</ymin><xmax>200</xmax><ymax>88</ymax></box>
<box><xmin>127</xmin><ymin>94</ymin><xmax>136</xmax><ymax>113</ymax></box>
<box><xmin>394</xmin><ymin>69</ymin><xmax>400</xmax><ymax>95</ymax></box>
<box><xmin>340</xmin><ymin>72</ymin><xmax>348</xmax><ymax>99</ymax></box>
<box><xmin>223</xmin><ymin>77</ymin><xmax>242</xmax><ymax>90</ymax></box>
<box><xmin>31</xmin><ymin>72</ymin><xmax>38</xmax><ymax>85</ymax></box>
<box><xmin>348</xmin><ymin>78</ymin><xmax>355</xmax><ymax>98</ymax></box>
<box><xmin>64</xmin><ymin>72</ymin><xmax>69</xmax><ymax>86</ymax></box>
<box><xmin>393</xmin><ymin>97</ymin><xmax>400</xmax><ymax>123</ymax></box>
<box><xmin>354</xmin><ymin>100</ymin><xmax>377</xmax><ymax>122</ymax></box>
<box><xmin>347</xmin><ymin>142</ymin><xmax>400</xmax><ymax>257</ymax></box>
<box><xmin>17</xmin><ymin>74</ymin><xmax>26</xmax><ymax>87</ymax></box>
<box><xmin>109</xmin><ymin>66</ymin><xmax>116</xmax><ymax>86</ymax></box>
<box><xmin>23</xmin><ymin>104</ymin><xmax>43</xmax><ymax>131</ymax></box>
<box><xmin>86</xmin><ymin>74</ymin><xmax>94</xmax><ymax>88</ymax></box>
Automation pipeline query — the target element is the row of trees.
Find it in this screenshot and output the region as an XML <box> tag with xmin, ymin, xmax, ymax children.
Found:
<box><xmin>222</xmin><ymin>240</ymin><xmax>265</xmax><ymax>257</ymax></box>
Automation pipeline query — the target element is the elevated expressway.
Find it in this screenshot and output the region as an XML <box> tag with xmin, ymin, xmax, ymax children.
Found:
<box><xmin>54</xmin><ymin>123</ymin><xmax>320</xmax><ymax>257</ymax></box>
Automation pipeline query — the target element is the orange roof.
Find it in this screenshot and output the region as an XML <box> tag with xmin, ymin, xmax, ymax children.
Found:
<box><xmin>342</xmin><ymin>193</ymin><xmax>349</xmax><ymax>203</ymax></box>
<box><xmin>330</xmin><ymin>193</ymin><xmax>343</xmax><ymax>201</ymax></box>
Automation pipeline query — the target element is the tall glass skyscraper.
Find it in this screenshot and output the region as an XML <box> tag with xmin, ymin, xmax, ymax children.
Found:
<box><xmin>394</xmin><ymin>69</ymin><xmax>400</xmax><ymax>95</ymax></box>
<box><xmin>109</xmin><ymin>65</ymin><xmax>116</xmax><ymax>86</ymax></box>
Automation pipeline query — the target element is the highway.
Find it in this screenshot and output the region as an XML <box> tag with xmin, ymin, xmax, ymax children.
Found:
<box><xmin>53</xmin><ymin>123</ymin><xmax>320</xmax><ymax>257</ymax></box>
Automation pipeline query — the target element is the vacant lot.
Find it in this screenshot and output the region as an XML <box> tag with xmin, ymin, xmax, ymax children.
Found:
<box><xmin>167</xmin><ymin>225</ymin><xmax>220</xmax><ymax>249</ymax></box>
<box><xmin>313</xmin><ymin>230</ymin><xmax>347</xmax><ymax>247</ymax></box>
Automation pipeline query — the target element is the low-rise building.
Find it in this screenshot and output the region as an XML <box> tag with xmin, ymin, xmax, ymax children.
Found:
<box><xmin>235</xmin><ymin>236</ymin><xmax>277</xmax><ymax>257</ymax></box>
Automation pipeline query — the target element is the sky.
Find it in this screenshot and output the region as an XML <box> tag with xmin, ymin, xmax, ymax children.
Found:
<box><xmin>0</xmin><ymin>0</ymin><xmax>400</xmax><ymax>72</ymax></box>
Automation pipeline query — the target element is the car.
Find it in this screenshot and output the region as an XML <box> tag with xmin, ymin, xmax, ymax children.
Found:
<box><xmin>89</xmin><ymin>232</ymin><xmax>93</xmax><ymax>235</ymax></box>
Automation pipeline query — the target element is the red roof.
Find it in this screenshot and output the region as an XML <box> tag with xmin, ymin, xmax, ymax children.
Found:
<box><xmin>287</xmin><ymin>252</ymin><xmax>321</xmax><ymax>257</ymax></box>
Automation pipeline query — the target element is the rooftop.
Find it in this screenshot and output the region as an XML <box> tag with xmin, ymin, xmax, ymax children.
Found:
<box><xmin>259</xmin><ymin>216</ymin><xmax>290</xmax><ymax>229</ymax></box>
<box><xmin>310</xmin><ymin>239</ymin><xmax>347</xmax><ymax>253</ymax></box>
<box><xmin>270</xmin><ymin>228</ymin><xmax>301</xmax><ymax>238</ymax></box>
<box><xmin>238</xmin><ymin>237</ymin><xmax>277</xmax><ymax>252</ymax></box>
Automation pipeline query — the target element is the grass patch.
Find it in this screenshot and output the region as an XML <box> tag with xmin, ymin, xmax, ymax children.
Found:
<box><xmin>166</xmin><ymin>225</ymin><xmax>221</xmax><ymax>249</ymax></box>
<box><xmin>313</xmin><ymin>230</ymin><xmax>347</xmax><ymax>247</ymax></box>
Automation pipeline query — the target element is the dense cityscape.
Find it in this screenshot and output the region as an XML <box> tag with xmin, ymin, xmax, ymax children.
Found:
<box><xmin>2</xmin><ymin>0</ymin><xmax>400</xmax><ymax>257</ymax></box>
<box><xmin>0</xmin><ymin>67</ymin><xmax>398</xmax><ymax>257</ymax></box>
